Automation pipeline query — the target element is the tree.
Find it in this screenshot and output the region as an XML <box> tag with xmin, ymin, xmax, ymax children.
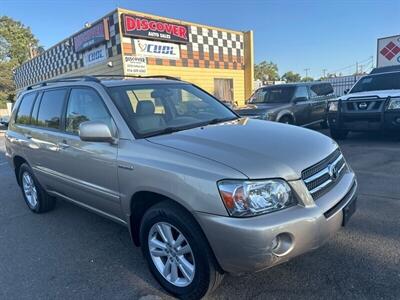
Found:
<box><xmin>0</xmin><ymin>16</ymin><xmax>39</xmax><ymax>108</ymax></box>
<box><xmin>301</xmin><ymin>76</ymin><xmax>314</xmax><ymax>82</ymax></box>
<box><xmin>281</xmin><ymin>71</ymin><xmax>301</xmax><ymax>83</ymax></box>
<box><xmin>254</xmin><ymin>61</ymin><xmax>279</xmax><ymax>81</ymax></box>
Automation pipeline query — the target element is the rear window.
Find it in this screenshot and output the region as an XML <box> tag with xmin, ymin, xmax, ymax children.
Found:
<box><xmin>15</xmin><ymin>92</ymin><xmax>37</xmax><ymax>125</ymax></box>
<box><xmin>36</xmin><ymin>89</ymin><xmax>67</xmax><ymax>129</ymax></box>
<box><xmin>310</xmin><ymin>83</ymin><xmax>334</xmax><ymax>97</ymax></box>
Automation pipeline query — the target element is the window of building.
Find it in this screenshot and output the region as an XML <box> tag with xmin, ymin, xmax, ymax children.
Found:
<box><xmin>15</xmin><ymin>92</ymin><xmax>37</xmax><ymax>125</ymax></box>
<box><xmin>65</xmin><ymin>88</ymin><xmax>112</xmax><ymax>134</ymax></box>
<box><xmin>37</xmin><ymin>89</ymin><xmax>67</xmax><ymax>129</ymax></box>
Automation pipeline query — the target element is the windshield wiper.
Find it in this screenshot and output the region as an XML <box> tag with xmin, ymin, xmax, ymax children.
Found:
<box><xmin>204</xmin><ymin>117</ymin><xmax>238</xmax><ymax>125</ymax></box>
<box><xmin>143</xmin><ymin>117</ymin><xmax>238</xmax><ymax>138</ymax></box>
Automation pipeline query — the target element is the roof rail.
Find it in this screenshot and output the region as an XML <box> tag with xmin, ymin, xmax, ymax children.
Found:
<box><xmin>91</xmin><ymin>74</ymin><xmax>182</xmax><ymax>81</ymax></box>
<box><xmin>25</xmin><ymin>76</ymin><xmax>101</xmax><ymax>90</ymax></box>
<box><xmin>24</xmin><ymin>74</ymin><xmax>182</xmax><ymax>91</ymax></box>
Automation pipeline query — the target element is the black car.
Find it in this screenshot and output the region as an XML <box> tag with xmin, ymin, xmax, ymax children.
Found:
<box><xmin>328</xmin><ymin>69</ymin><xmax>400</xmax><ymax>139</ymax></box>
<box><xmin>235</xmin><ymin>82</ymin><xmax>335</xmax><ymax>128</ymax></box>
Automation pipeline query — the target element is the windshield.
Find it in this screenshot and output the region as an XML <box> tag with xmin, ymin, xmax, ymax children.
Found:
<box><xmin>350</xmin><ymin>72</ymin><xmax>400</xmax><ymax>93</ymax></box>
<box><xmin>249</xmin><ymin>87</ymin><xmax>295</xmax><ymax>104</ymax></box>
<box><xmin>109</xmin><ymin>83</ymin><xmax>237</xmax><ymax>137</ymax></box>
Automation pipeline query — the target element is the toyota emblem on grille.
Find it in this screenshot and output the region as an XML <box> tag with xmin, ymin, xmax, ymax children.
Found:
<box><xmin>358</xmin><ymin>102</ymin><xmax>368</xmax><ymax>109</ymax></box>
<box><xmin>328</xmin><ymin>163</ymin><xmax>339</xmax><ymax>181</ymax></box>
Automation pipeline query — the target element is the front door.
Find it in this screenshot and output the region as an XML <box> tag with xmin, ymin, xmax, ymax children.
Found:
<box><xmin>55</xmin><ymin>87</ymin><xmax>121</xmax><ymax>218</ymax></box>
<box><xmin>214</xmin><ymin>78</ymin><xmax>234</xmax><ymax>105</ymax></box>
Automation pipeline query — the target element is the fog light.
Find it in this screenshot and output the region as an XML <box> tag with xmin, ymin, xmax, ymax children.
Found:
<box><xmin>271</xmin><ymin>233</ymin><xmax>294</xmax><ymax>256</ymax></box>
<box><xmin>395</xmin><ymin>117</ymin><xmax>400</xmax><ymax>124</ymax></box>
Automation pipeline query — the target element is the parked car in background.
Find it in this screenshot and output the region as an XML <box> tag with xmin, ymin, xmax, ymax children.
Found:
<box><xmin>6</xmin><ymin>76</ymin><xmax>357</xmax><ymax>299</ymax></box>
<box><xmin>328</xmin><ymin>68</ymin><xmax>400</xmax><ymax>139</ymax></box>
<box><xmin>0</xmin><ymin>116</ymin><xmax>10</xmax><ymax>128</ymax></box>
<box><xmin>235</xmin><ymin>82</ymin><xmax>335</xmax><ymax>128</ymax></box>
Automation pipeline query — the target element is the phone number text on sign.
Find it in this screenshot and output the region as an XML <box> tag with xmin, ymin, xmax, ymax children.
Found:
<box><xmin>124</xmin><ymin>56</ymin><xmax>147</xmax><ymax>75</ymax></box>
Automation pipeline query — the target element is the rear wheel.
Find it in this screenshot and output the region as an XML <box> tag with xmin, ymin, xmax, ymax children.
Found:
<box><xmin>19</xmin><ymin>163</ymin><xmax>55</xmax><ymax>213</ymax></box>
<box><xmin>140</xmin><ymin>202</ymin><xmax>223</xmax><ymax>299</ymax></box>
<box><xmin>330</xmin><ymin>128</ymin><xmax>349</xmax><ymax>140</ymax></box>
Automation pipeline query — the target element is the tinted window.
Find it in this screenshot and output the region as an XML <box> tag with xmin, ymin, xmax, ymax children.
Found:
<box><xmin>310</xmin><ymin>83</ymin><xmax>334</xmax><ymax>98</ymax></box>
<box><xmin>37</xmin><ymin>89</ymin><xmax>67</xmax><ymax>129</ymax></box>
<box><xmin>15</xmin><ymin>92</ymin><xmax>37</xmax><ymax>125</ymax></box>
<box><xmin>350</xmin><ymin>72</ymin><xmax>400</xmax><ymax>93</ymax></box>
<box><xmin>293</xmin><ymin>86</ymin><xmax>309</xmax><ymax>100</ymax></box>
<box><xmin>66</xmin><ymin>88</ymin><xmax>112</xmax><ymax>134</ymax></box>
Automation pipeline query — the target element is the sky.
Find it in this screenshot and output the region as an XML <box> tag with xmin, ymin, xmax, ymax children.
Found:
<box><xmin>1</xmin><ymin>0</ymin><xmax>399</xmax><ymax>78</ymax></box>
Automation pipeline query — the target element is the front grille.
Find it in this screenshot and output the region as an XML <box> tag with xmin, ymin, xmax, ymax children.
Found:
<box><xmin>344</xmin><ymin>98</ymin><xmax>385</xmax><ymax>112</ymax></box>
<box><xmin>301</xmin><ymin>149</ymin><xmax>347</xmax><ymax>199</ymax></box>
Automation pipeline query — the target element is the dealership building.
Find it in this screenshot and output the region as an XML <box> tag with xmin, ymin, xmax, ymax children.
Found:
<box><xmin>14</xmin><ymin>8</ymin><xmax>254</xmax><ymax>106</ymax></box>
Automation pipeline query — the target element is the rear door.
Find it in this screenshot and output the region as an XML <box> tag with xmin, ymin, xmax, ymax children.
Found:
<box><xmin>54</xmin><ymin>87</ymin><xmax>120</xmax><ymax>218</ymax></box>
<box><xmin>27</xmin><ymin>88</ymin><xmax>68</xmax><ymax>188</ymax></box>
<box><xmin>309</xmin><ymin>83</ymin><xmax>332</xmax><ymax>123</ymax></box>
<box><xmin>292</xmin><ymin>86</ymin><xmax>311</xmax><ymax>125</ymax></box>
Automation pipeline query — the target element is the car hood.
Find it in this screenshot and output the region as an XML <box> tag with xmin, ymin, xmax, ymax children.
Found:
<box><xmin>235</xmin><ymin>103</ymin><xmax>283</xmax><ymax>116</ymax></box>
<box><xmin>147</xmin><ymin>118</ymin><xmax>338</xmax><ymax>180</ymax></box>
<box><xmin>340</xmin><ymin>89</ymin><xmax>400</xmax><ymax>100</ymax></box>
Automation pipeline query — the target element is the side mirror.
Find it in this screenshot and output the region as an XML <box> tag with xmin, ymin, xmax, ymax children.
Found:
<box><xmin>293</xmin><ymin>97</ymin><xmax>308</xmax><ymax>103</ymax></box>
<box><xmin>344</xmin><ymin>89</ymin><xmax>349</xmax><ymax>95</ymax></box>
<box><xmin>79</xmin><ymin>121</ymin><xmax>116</xmax><ymax>144</ymax></box>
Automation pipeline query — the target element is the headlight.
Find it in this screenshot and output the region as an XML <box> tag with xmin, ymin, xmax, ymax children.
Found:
<box><xmin>387</xmin><ymin>97</ymin><xmax>400</xmax><ymax>110</ymax></box>
<box><xmin>217</xmin><ymin>179</ymin><xmax>297</xmax><ymax>217</ymax></box>
<box><xmin>328</xmin><ymin>101</ymin><xmax>339</xmax><ymax>112</ymax></box>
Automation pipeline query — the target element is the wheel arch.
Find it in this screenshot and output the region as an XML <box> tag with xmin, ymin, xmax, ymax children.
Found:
<box><xmin>13</xmin><ymin>155</ymin><xmax>28</xmax><ymax>185</ymax></box>
<box><xmin>277</xmin><ymin>111</ymin><xmax>296</xmax><ymax>124</ymax></box>
<box><xmin>129</xmin><ymin>191</ymin><xmax>194</xmax><ymax>246</ymax></box>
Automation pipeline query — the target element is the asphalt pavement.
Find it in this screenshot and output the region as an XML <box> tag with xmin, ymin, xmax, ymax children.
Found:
<box><xmin>0</xmin><ymin>129</ymin><xmax>399</xmax><ymax>299</ymax></box>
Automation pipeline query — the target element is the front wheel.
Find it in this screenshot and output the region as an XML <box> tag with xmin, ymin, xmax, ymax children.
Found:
<box><xmin>279</xmin><ymin>115</ymin><xmax>293</xmax><ymax>125</ymax></box>
<box><xmin>330</xmin><ymin>128</ymin><xmax>349</xmax><ymax>140</ymax></box>
<box><xmin>140</xmin><ymin>202</ymin><xmax>223</xmax><ymax>299</ymax></box>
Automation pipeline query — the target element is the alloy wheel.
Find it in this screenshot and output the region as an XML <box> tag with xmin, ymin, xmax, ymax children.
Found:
<box><xmin>22</xmin><ymin>172</ymin><xmax>38</xmax><ymax>208</ymax></box>
<box><xmin>148</xmin><ymin>222</ymin><xmax>195</xmax><ymax>287</ymax></box>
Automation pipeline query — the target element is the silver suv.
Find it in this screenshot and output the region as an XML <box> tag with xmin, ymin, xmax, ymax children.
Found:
<box><xmin>5</xmin><ymin>76</ymin><xmax>357</xmax><ymax>299</ymax></box>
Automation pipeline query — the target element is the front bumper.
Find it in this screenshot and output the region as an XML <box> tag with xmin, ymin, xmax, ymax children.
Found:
<box><xmin>195</xmin><ymin>171</ymin><xmax>357</xmax><ymax>274</ymax></box>
<box><xmin>329</xmin><ymin>110</ymin><xmax>400</xmax><ymax>131</ymax></box>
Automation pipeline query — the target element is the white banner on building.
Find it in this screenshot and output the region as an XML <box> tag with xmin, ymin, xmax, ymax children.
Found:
<box><xmin>377</xmin><ymin>35</ymin><xmax>400</xmax><ymax>67</ymax></box>
<box><xmin>134</xmin><ymin>39</ymin><xmax>180</xmax><ymax>60</ymax></box>
<box><xmin>124</xmin><ymin>55</ymin><xmax>147</xmax><ymax>75</ymax></box>
<box><xmin>83</xmin><ymin>44</ymin><xmax>107</xmax><ymax>67</ymax></box>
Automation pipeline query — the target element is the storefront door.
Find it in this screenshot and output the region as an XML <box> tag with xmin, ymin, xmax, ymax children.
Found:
<box><xmin>214</xmin><ymin>78</ymin><xmax>234</xmax><ymax>104</ymax></box>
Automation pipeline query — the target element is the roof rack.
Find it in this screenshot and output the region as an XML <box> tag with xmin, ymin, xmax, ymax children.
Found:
<box><xmin>25</xmin><ymin>76</ymin><xmax>100</xmax><ymax>90</ymax></box>
<box><xmin>25</xmin><ymin>74</ymin><xmax>182</xmax><ymax>91</ymax></box>
<box><xmin>91</xmin><ymin>74</ymin><xmax>182</xmax><ymax>81</ymax></box>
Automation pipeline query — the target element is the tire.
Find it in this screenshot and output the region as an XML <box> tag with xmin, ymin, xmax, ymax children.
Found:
<box><xmin>320</xmin><ymin>119</ymin><xmax>329</xmax><ymax>129</ymax></box>
<box><xmin>279</xmin><ymin>115</ymin><xmax>293</xmax><ymax>125</ymax></box>
<box><xmin>330</xmin><ymin>128</ymin><xmax>349</xmax><ymax>140</ymax></box>
<box><xmin>140</xmin><ymin>201</ymin><xmax>223</xmax><ymax>299</ymax></box>
<box><xmin>18</xmin><ymin>163</ymin><xmax>55</xmax><ymax>213</ymax></box>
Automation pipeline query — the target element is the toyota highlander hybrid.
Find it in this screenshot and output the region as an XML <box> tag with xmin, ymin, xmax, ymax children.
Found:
<box><xmin>328</xmin><ymin>67</ymin><xmax>400</xmax><ymax>139</ymax></box>
<box><xmin>5</xmin><ymin>76</ymin><xmax>357</xmax><ymax>299</ymax></box>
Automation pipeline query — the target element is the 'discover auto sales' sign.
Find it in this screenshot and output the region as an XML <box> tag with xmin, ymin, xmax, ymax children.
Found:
<box><xmin>122</xmin><ymin>14</ymin><xmax>189</xmax><ymax>44</ymax></box>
